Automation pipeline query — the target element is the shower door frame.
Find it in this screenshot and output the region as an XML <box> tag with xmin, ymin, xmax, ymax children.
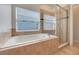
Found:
<box><xmin>55</xmin><ymin>5</ymin><xmax>69</xmax><ymax>48</ymax></box>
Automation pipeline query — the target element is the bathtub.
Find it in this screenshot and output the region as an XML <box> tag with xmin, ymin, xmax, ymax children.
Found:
<box><xmin>0</xmin><ymin>33</ymin><xmax>59</xmax><ymax>55</ymax></box>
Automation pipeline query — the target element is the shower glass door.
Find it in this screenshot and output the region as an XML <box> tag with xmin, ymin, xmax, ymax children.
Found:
<box><xmin>55</xmin><ymin>5</ymin><xmax>69</xmax><ymax>47</ymax></box>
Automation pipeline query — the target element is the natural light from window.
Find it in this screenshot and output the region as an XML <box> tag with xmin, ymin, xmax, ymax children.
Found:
<box><xmin>16</xmin><ymin>7</ymin><xmax>40</xmax><ymax>32</ymax></box>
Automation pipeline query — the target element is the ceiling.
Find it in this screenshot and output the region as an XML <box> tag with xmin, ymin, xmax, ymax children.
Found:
<box><xmin>13</xmin><ymin>4</ymin><xmax>55</xmax><ymax>11</ymax></box>
<box><xmin>13</xmin><ymin>4</ymin><xmax>68</xmax><ymax>16</ymax></box>
<box><xmin>13</xmin><ymin>4</ymin><xmax>67</xmax><ymax>11</ymax></box>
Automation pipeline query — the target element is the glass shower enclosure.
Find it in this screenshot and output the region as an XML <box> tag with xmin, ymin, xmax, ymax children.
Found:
<box><xmin>55</xmin><ymin>5</ymin><xmax>69</xmax><ymax>47</ymax></box>
<box><xmin>40</xmin><ymin>4</ymin><xmax>69</xmax><ymax>48</ymax></box>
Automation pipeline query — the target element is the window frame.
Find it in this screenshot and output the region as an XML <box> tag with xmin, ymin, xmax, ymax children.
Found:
<box><xmin>43</xmin><ymin>15</ymin><xmax>56</xmax><ymax>30</ymax></box>
<box><xmin>16</xmin><ymin>7</ymin><xmax>40</xmax><ymax>32</ymax></box>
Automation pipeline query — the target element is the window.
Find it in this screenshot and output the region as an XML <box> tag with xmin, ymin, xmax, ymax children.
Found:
<box><xmin>16</xmin><ymin>7</ymin><xmax>40</xmax><ymax>32</ymax></box>
<box><xmin>44</xmin><ymin>15</ymin><xmax>56</xmax><ymax>30</ymax></box>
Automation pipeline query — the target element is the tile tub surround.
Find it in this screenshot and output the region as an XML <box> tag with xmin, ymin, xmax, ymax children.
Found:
<box><xmin>0</xmin><ymin>37</ymin><xmax>59</xmax><ymax>55</ymax></box>
<box><xmin>12</xmin><ymin>28</ymin><xmax>40</xmax><ymax>36</ymax></box>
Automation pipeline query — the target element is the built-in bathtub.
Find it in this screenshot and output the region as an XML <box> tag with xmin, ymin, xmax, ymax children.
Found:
<box><xmin>0</xmin><ymin>33</ymin><xmax>59</xmax><ymax>55</ymax></box>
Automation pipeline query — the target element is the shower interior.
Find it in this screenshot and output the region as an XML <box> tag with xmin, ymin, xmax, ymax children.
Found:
<box><xmin>42</xmin><ymin>4</ymin><xmax>69</xmax><ymax>47</ymax></box>
<box><xmin>55</xmin><ymin>5</ymin><xmax>69</xmax><ymax>46</ymax></box>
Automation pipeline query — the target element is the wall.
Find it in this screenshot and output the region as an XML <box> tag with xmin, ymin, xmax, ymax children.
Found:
<box><xmin>0</xmin><ymin>4</ymin><xmax>12</xmax><ymax>46</ymax></box>
<box><xmin>73</xmin><ymin>5</ymin><xmax>79</xmax><ymax>42</ymax></box>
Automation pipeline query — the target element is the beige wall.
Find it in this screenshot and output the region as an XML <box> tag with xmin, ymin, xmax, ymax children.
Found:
<box><xmin>0</xmin><ymin>4</ymin><xmax>12</xmax><ymax>45</ymax></box>
<box><xmin>73</xmin><ymin>5</ymin><xmax>79</xmax><ymax>42</ymax></box>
